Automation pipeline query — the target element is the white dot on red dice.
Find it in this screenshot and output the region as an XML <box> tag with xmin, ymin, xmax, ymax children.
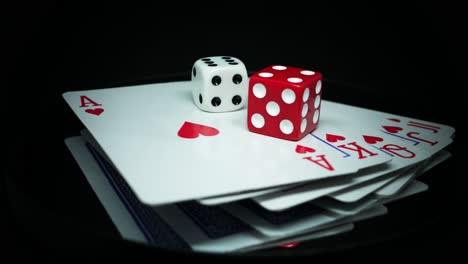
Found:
<box><xmin>300</xmin><ymin>70</ymin><xmax>315</xmax><ymax>76</ymax></box>
<box><xmin>301</xmin><ymin>103</ymin><xmax>308</xmax><ymax>117</ymax></box>
<box><xmin>259</xmin><ymin>72</ymin><xmax>273</xmax><ymax>78</ymax></box>
<box><xmin>253</xmin><ymin>83</ymin><xmax>267</xmax><ymax>98</ymax></box>
<box><xmin>266</xmin><ymin>101</ymin><xmax>280</xmax><ymax>116</ymax></box>
<box><xmin>281</xmin><ymin>89</ymin><xmax>296</xmax><ymax>104</ymax></box>
<box><xmin>302</xmin><ymin>88</ymin><xmax>310</xmax><ymax>102</ymax></box>
<box><xmin>272</xmin><ymin>65</ymin><xmax>287</xmax><ymax>70</ymax></box>
<box><xmin>314</xmin><ymin>95</ymin><xmax>321</xmax><ymax>109</ymax></box>
<box><xmin>251</xmin><ymin>113</ymin><xmax>265</xmax><ymax>128</ymax></box>
<box><xmin>313</xmin><ymin>110</ymin><xmax>320</xmax><ymax>124</ymax></box>
<box><xmin>315</xmin><ymin>80</ymin><xmax>322</xmax><ymax>94</ymax></box>
<box><xmin>301</xmin><ymin>119</ymin><xmax>307</xmax><ymax>133</ymax></box>
<box><xmin>287</xmin><ymin>77</ymin><xmax>303</xmax><ymax>83</ymax></box>
<box><xmin>280</xmin><ymin>120</ymin><xmax>294</xmax><ymax>134</ymax></box>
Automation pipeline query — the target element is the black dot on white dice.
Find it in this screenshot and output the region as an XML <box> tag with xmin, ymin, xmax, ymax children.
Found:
<box><xmin>212</xmin><ymin>76</ymin><xmax>222</xmax><ymax>86</ymax></box>
<box><xmin>211</xmin><ymin>97</ymin><xmax>221</xmax><ymax>107</ymax></box>
<box><xmin>232</xmin><ymin>95</ymin><xmax>242</xmax><ymax>105</ymax></box>
<box><xmin>232</xmin><ymin>74</ymin><xmax>242</xmax><ymax>84</ymax></box>
<box><xmin>191</xmin><ymin>56</ymin><xmax>248</xmax><ymax>112</ymax></box>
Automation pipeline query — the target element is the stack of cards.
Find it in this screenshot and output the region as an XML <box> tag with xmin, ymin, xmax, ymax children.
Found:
<box><xmin>63</xmin><ymin>81</ymin><xmax>454</xmax><ymax>253</ymax></box>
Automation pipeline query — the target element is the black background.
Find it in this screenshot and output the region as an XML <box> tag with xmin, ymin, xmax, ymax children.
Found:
<box><xmin>5</xmin><ymin>2</ymin><xmax>467</xmax><ymax>262</ymax></box>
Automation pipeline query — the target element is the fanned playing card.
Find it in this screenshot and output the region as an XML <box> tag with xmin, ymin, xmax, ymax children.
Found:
<box><xmin>62</xmin><ymin>79</ymin><xmax>454</xmax><ymax>253</ymax></box>
<box><xmin>65</xmin><ymin>135</ymin><xmax>387</xmax><ymax>252</ymax></box>
<box><xmin>63</xmin><ymin>82</ymin><xmax>390</xmax><ymax>205</ymax></box>
<box><xmin>250</xmin><ymin>100</ymin><xmax>454</xmax><ymax>209</ymax></box>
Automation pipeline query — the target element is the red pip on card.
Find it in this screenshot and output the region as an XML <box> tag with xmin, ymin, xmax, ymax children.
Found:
<box><xmin>247</xmin><ymin>65</ymin><xmax>323</xmax><ymax>141</ymax></box>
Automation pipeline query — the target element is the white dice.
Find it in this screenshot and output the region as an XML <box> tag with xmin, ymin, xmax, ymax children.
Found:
<box><xmin>191</xmin><ymin>56</ymin><xmax>248</xmax><ymax>112</ymax></box>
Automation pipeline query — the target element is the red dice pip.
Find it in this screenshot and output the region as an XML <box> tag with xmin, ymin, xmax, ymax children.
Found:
<box><xmin>247</xmin><ymin>65</ymin><xmax>323</xmax><ymax>141</ymax></box>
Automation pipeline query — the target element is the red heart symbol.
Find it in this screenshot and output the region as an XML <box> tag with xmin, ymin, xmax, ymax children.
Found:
<box><xmin>387</xmin><ymin>118</ymin><xmax>401</xmax><ymax>123</ymax></box>
<box><xmin>325</xmin><ymin>133</ymin><xmax>346</xmax><ymax>143</ymax></box>
<box><xmin>279</xmin><ymin>242</ymin><xmax>300</xmax><ymax>248</ymax></box>
<box><xmin>85</xmin><ymin>108</ymin><xmax>104</xmax><ymax>116</ymax></box>
<box><xmin>177</xmin><ymin>121</ymin><xmax>219</xmax><ymax>139</ymax></box>
<box><xmin>295</xmin><ymin>144</ymin><xmax>316</xmax><ymax>154</ymax></box>
<box><xmin>382</xmin><ymin>126</ymin><xmax>403</xmax><ymax>134</ymax></box>
<box><xmin>363</xmin><ymin>135</ymin><xmax>384</xmax><ymax>144</ymax></box>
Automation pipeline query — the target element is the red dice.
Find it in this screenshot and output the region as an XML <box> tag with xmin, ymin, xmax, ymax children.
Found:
<box><xmin>247</xmin><ymin>65</ymin><xmax>323</xmax><ymax>141</ymax></box>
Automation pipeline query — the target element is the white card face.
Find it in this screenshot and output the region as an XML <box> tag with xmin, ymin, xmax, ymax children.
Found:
<box><xmin>194</xmin><ymin>97</ymin><xmax>454</xmax><ymax>207</ymax></box>
<box><xmin>63</xmin><ymin>82</ymin><xmax>390</xmax><ymax>205</ymax></box>
<box><xmin>312</xmin><ymin>122</ymin><xmax>433</xmax><ymax>203</ymax></box>
<box><xmin>198</xmin><ymin>187</ymin><xmax>286</xmax><ymax>206</ymax></box>
<box><xmin>222</xmin><ymin>202</ymin><xmax>387</xmax><ymax>238</ymax></box>
<box><xmin>65</xmin><ymin>135</ymin><xmax>348</xmax><ymax>253</ymax></box>
<box><xmin>221</xmin><ymin>203</ymin><xmax>336</xmax><ymax>237</ymax></box>
<box><xmin>321</xmin><ymin>101</ymin><xmax>455</xmax><ymax>138</ymax></box>
<box><xmin>314</xmin><ymin>180</ymin><xmax>428</xmax><ymax>215</ymax></box>
<box><xmin>64</xmin><ymin>136</ymin><xmax>147</xmax><ymax>243</ymax></box>
<box><xmin>303</xmin><ymin>121</ymin><xmax>393</xmax><ymax>169</ymax></box>
<box><xmin>81</xmin><ymin>129</ymin><xmax>112</xmax><ymax>164</ymax></box>
<box><xmin>62</xmin><ymin>134</ymin><xmax>418</xmax><ymax>254</ymax></box>
<box><xmin>312</xmin><ymin>122</ymin><xmax>432</xmax><ymax>166</ymax></box>
<box><xmin>82</xmin><ymin>127</ymin><xmax>288</xmax><ymax>207</ymax></box>
<box><xmin>375</xmin><ymin>150</ymin><xmax>451</xmax><ymax>197</ymax></box>
<box><xmin>200</xmin><ymin>119</ymin><xmax>394</xmax><ymax>205</ymax></box>
<box><xmin>321</xmin><ymin>101</ymin><xmax>454</xmax><ymax>154</ymax></box>
<box><xmin>331</xmin><ymin>149</ymin><xmax>451</xmax><ymax>202</ymax></box>
<box><xmin>251</xmin><ymin>99</ymin><xmax>452</xmax><ymax>210</ymax></box>
<box><xmin>65</xmin><ymin>135</ymin><xmax>357</xmax><ymax>253</ymax></box>
<box><xmin>327</xmin><ymin>165</ymin><xmax>419</xmax><ymax>202</ymax></box>
<box><xmin>320</xmin><ymin>125</ymin><xmax>451</xmax><ymax>202</ymax></box>
<box><xmin>252</xmin><ymin>164</ymin><xmax>389</xmax><ymax>211</ymax></box>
